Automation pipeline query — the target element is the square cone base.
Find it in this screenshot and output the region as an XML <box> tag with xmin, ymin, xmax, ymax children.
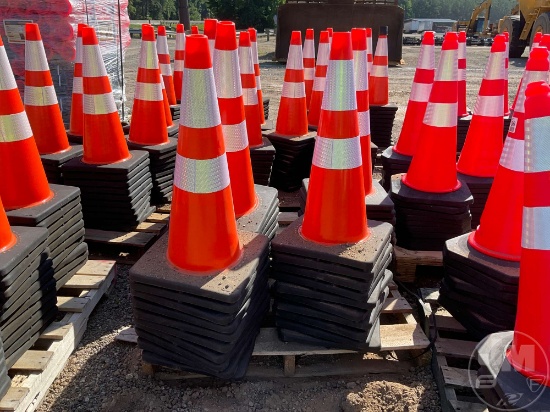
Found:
<box><xmin>0</xmin><ymin>343</ymin><xmax>10</xmax><ymax>399</ymax></box>
<box><xmin>457</xmin><ymin>173</ymin><xmax>493</xmax><ymax>228</ymax></box>
<box><xmin>62</xmin><ymin>151</ymin><xmax>155</xmax><ymax>231</ymax></box>
<box><xmin>40</xmin><ymin>145</ymin><xmax>84</xmax><ymax>184</ymax></box>
<box><xmin>237</xmin><ymin>185</ymin><xmax>279</xmax><ymax>240</ymax></box>
<box><xmin>381</xmin><ymin>146</ymin><xmax>412</xmax><ymax>192</ymax></box>
<box><xmin>369</xmin><ymin>104</ymin><xmax>398</xmax><ymax>149</ymax></box>
<box><xmin>66</xmin><ymin>131</ymin><xmax>83</xmax><ymax>144</ymax></box>
<box><xmin>129</xmin><ymin>230</ymin><xmax>271</xmax><ymax>379</ymax></box>
<box><xmin>263</xmin><ymin>98</ymin><xmax>270</xmax><ymax>122</ymax></box>
<box><xmin>370</xmin><ymin>142</ymin><xmax>378</xmax><ymax>172</ymax></box>
<box><xmin>250</xmin><ymin>137</ymin><xmax>275</xmax><ymax>187</ymax></box>
<box><xmin>391</xmin><ymin>174</ymin><xmax>473</xmax><ymax>251</ymax></box>
<box><xmin>167</xmin><ymin>124</ymin><xmax>179</xmax><ymax>139</ymax></box>
<box><xmin>170</xmin><ymin>105</ymin><xmax>180</xmax><ymax>121</ymax></box>
<box><xmin>300</xmin><ymin>179</ymin><xmax>395</xmax><ymax>225</ymax></box>
<box><xmin>265</xmin><ymin>131</ymin><xmax>316</xmax><ymax>192</ymax></box>
<box><xmin>270</xmin><ymin>216</ymin><xmax>393</xmax><ymax>350</ymax></box>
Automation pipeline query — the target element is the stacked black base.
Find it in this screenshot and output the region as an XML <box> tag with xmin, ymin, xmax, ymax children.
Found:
<box><xmin>167</xmin><ymin>124</ymin><xmax>179</xmax><ymax>139</ymax></box>
<box><xmin>263</xmin><ymin>98</ymin><xmax>269</xmax><ymax>121</ymax></box>
<box><xmin>62</xmin><ymin>151</ymin><xmax>155</xmax><ymax>231</ymax></box>
<box><xmin>237</xmin><ymin>185</ymin><xmax>279</xmax><ymax>239</ymax></box>
<box><xmin>390</xmin><ymin>175</ymin><xmax>473</xmax><ymax>251</ymax></box>
<box><xmin>439</xmin><ymin>233</ymin><xmax>519</xmax><ymax>340</ymax></box>
<box><xmin>381</xmin><ymin>147</ymin><xmax>412</xmax><ymax>191</ymax></box>
<box><xmin>0</xmin><ymin>336</ymin><xmax>11</xmax><ymax>399</ymax></box>
<box><xmin>271</xmin><ymin>217</ymin><xmax>394</xmax><ymax>351</ymax></box>
<box><xmin>40</xmin><ymin>145</ymin><xmax>84</xmax><ymax>184</ymax></box>
<box><xmin>250</xmin><ymin>137</ymin><xmax>276</xmax><ymax>186</ymax></box>
<box><xmin>0</xmin><ymin>226</ymin><xmax>57</xmax><ymax>369</ymax></box>
<box><xmin>265</xmin><ymin>131</ymin><xmax>316</xmax><ymax>191</ymax></box>
<box><xmin>128</xmin><ymin>139</ymin><xmax>177</xmax><ymax>205</ymax></box>
<box><xmin>457</xmin><ymin>173</ymin><xmax>493</xmax><ymax>228</ymax></box>
<box><xmin>370</xmin><ymin>141</ymin><xmax>378</xmax><ymax>172</ymax></box>
<box><xmin>170</xmin><ymin>105</ymin><xmax>180</xmax><ymax>122</ymax></box>
<box><xmin>6</xmin><ymin>185</ymin><xmax>88</xmax><ymax>289</ymax></box>
<box><xmin>370</xmin><ymin>104</ymin><xmax>398</xmax><ymax>149</ymax></box>
<box><xmin>130</xmin><ymin>231</ymin><xmax>271</xmax><ymax>379</ymax></box>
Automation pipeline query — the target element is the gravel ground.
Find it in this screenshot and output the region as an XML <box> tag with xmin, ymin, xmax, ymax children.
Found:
<box><xmin>37</xmin><ymin>37</ymin><xmax>527</xmax><ymax>412</ymax></box>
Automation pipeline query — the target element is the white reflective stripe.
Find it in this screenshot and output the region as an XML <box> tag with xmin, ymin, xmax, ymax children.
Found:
<box><xmin>312</xmin><ymin>136</ymin><xmax>362</xmax><ymax>170</ymax></box>
<box><xmin>374</xmin><ymin>38</ymin><xmax>388</xmax><ymax>58</ymax></box>
<box><xmin>173</xmin><ymin>153</ymin><xmax>230</xmax><ymax>194</ymax></box>
<box><xmin>83</xmin><ymin>93</ymin><xmax>117</xmax><ymax>115</ymax></box>
<box><xmin>286</xmin><ymin>45</ymin><xmax>304</xmax><ymax>70</ymax></box>
<box><xmin>484</xmin><ymin>51</ymin><xmax>506</xmax><ymax>80</ymax></box>
<box><xmin>458</xmin><ymin>42</ymin><xmax>466</xmax><ymax>59</ymax></box>
<box><xmin>317</xmin><ymin>43</ymin><xmax>330</xmax><ymax>66</ymax></box>
<box><xmin>500</xmin><ymin>136</ymin><xmax>524</xmax><ymax>171</ymax></box>
<box><xmin>174</xmin><ymin>60</ymin><xmax>184</xmax><ymax>71</ymax></box>
<box><xmin>75</xmin><ymin>37</ymin><xmax>83</xmax><ymax>64</ymax></box>
<box><xmin>242</xmin><ymin>87</ymin><xmax>259</xmax><ymax>105</ymax></box>
<box><xmin>256</xmin><ymin>75</ymin><xmax>262</xmax><ymax>90</ymax></box>
<box><xmin>24</xmin><ymin>85</ymin><xmax>58</xmax><ymax>106</ymax></box>
<box><xmin>522</xmin><ymin>207</ymin><xmax>550</xmax><ymax>250</ymax></box>
<box><xmin>367</xmin><ymin>61</ymin><xmax>373</xmax><ymax>75</ymax></box>
<box><xmin>159</xmin><ymin>63</ymin><xmax>172</xmax><ymax>76</ymax></box>
<box><xmin>156</xmin><ymin>36</ymin><xmax>169</xmax><ymax>54</ymax></box>
<box><xmin>209</xmin><ymin>39</ymin><xmax>215</xmax><ymax>56</ymax></box>
<box><xmin>370</xmin><ymin>64</ymin><xmax>388</xmax><ymax>78</ymax></box>
<box><xmin>281</xmin><ymin>81</ymin><xmax>306</xmax><ymax>99</ymax></box>
<box><xmin>303</xmin><ymin>40</ymin><xmax>315</xmax><ymax>59</ymax></box>
<box><xmin>82</xmin><ymin>45</ymin><xmax>108</xmax><ymax>77</ymax></box>
<box><xmin>134</xmin><ymin>82</ymin><xmax>164</xmax><ymax>101</ymax></box>
<box><xmin>180</xmin><ymin>68</ymin><xmax>221</xmax><ymax>129</ymax></box>
<box><xmin>139</xmin><ymin>41</ymin><xmax>159</xmax><ymax>69</ymax></box>
<box><xmin>25</xmin><ymin>40</ymin><xmax>49</xmax><ymax>71</ymax></box>
<box><xmin>72</xmin><ymin>76</ymin><xmax>83</xmax><ymax>94</ymax></box>
<box><xmin>525</xmin><ymin>116</ymin><xmax>550</xmax><ymax>173</ymax></box>
<box><xmin>238</xmin><ymin>46</ymin><xmax>254</xmax><ymax>75</ymax></box>
<box><xmin>437</xmin><ymin>49</ymin><xmax>458</xmax><ymax>82</ymax></box>
<box><xmin>222</xmin><ymin>120</ymin><xmax>248</xmax><ymax>152</ymax></box>
<box><xmin>417</xmin><ymin>45</ymin><xmax>435</xmax><ymax>69</ymax></box>
<box><xmin>251</xmin><ymin>41</ymin><xmax>259</xmax><ymax>65</ymax></box>
<box><xmin>532</xmin><ymin>41</ymin><xmax>540</xmax><ymax>48</ymax></box>
<box><xmin>424</xmin><ymin>102</ymin><xmax>457</xmax><ymax>127</ymax></box>
<box><xmin>304</xmin><ymin>67</ymin><xmax>315</xmax><ymax>81</ymax></box>
<box><xmin>0</xmin><ymin>112</ymin><xmax>33</xmax><ymax>143</ymax></box>
<box><xmin>358</xmin><ymin>110</ymin><xmax>371</xmax><ymax>136</ymax></box>
<box><xmin>515</xmin><ymin>70</ymin><xmax>549</xmax><ymax>112</ymax></box>
<box><xmin>214</xmin><ymin>49</ymin><xmax>242</xmax><ymax>99</ymax></box>
<box><xmin>473</xmin><ymin>95</ymin><xmax>504</xmax><ymax>117</ymax></box>
<box><xmin>458</xmin><ymin>67</ymin><xmax>467</xmax><ymax>81</ymax></box>
<box><xmin>312</xmin><ymin>75</ymin><xmax>326</xmax><ymax>92</ymax></box>
<box><xmin>176</xmin><ymin>33</ymin><xmax>185</xmax><ymax>53</ymax></box>
<box><xmin>409</xmin><ymin>82</ymin><xmax>432</xmax><ymax>102</ymax></box>
<box><xmin>353</xmin><ymin>50</ymin><xmax>368</xmax><ymax>91</ymax></box>
<box><xmin>322</xmin><ymin>59</ymin><xmax>356</xmax><ymax>111</ymax></box>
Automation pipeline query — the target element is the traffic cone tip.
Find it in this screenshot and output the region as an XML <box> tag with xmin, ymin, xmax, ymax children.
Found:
<box><xmin>239</xmin><ymin>31</ymin><xmax>251</xmax><ymax>47</ymax></box>
<box><xmin>248</xmin><ymin>28</ymin><xmax>257</xmax><ymax>41</ymax></box>
<box><xmin>330</xmin><ymin>32</ymin><xmax>353</xmax><ymax>60</ymax></box>
<box><xmin>351</xmin><ymin>28</ymin><xmax>367</xmax><ymax>50</ymax></box>
<box><xmin>82</xmin><ymin>27</ymin><xmax>99</xmax><ymax>46</ymax></box>
<box><xmin>290</xmin><ymin>31</ymin><xmax>302</xmax><ymax>45</ymax></box>
<box><xmin>157</xmin><ymin>25</ymin><xmax>166</xmax><ymax>36</ymax></box>
<box><xmin>422</xmin><ymin>31</ymin><xmax>435</xmax><ymax>45</ymax></box>
<box><xmin>215</xmin><ymin>22</ymin><xmax>237</xmax><ymax>50</ymax></box>
<box><xmin>204</xmin><ymin>19</ymin><xmax>217</xmax><ymax>39</ymax></box>
<box><xmin>176</xmin><ymin>23</ymin><xmax>184</xmax><ymax>33</ymax></box>
<box><xmin>25</xmin><ymin>23</ymin><xmax>41</xmax><ymax>41</ymax></box>
<box><xmin>306</xmin><ymin>28</ymin><xmax>314</xmax><ymax>40</ymax></box>
<box><xmin>142</xmin><ymin>24</ymin><xmax>155</xmax><ymax>41</ymax></box>
<box><xmin>184</xmin><ymin>35</ymin><xmax>212</xmax><ymax>69</ymax></box>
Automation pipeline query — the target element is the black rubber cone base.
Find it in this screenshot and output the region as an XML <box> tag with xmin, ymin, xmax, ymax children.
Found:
<box><xmin>369</xmin><ymin>104</ymin><xmax>398</xmax><ymax>149</ymax></box>
<box><xmin>250</xmin><ymin>137</ymin><xmax>276</xmax><ymax>186</ymax></box>
<box><xmin>457</xmin><ymin>172</ymin><xmax>493</xmax><ymax>228</ymax></box>
<box><xmin>61</xmin><ymin>150</ymin><xmax>150</xmax><ymax>177</ymax></box>
<box><xmin>66</xmin><ymin>131</ymin><xmax>82</xmax><ymax>144</ymax></box>
<box><xmin>236</xmin><ymin>185</ymin><xmax>279</xmax><ymax>237</ymax></box>
<box><xmin>0</xmin><ymin>227</ymin><xmax>49</xmax><ymax>281</ymax></box>
<box><xmin>381</xmin><ymin>146</ymin><xmax>412</xmax><ymax>191</ymax></box>
<box><xmin>0</xmin><ymin>258</ymin><xmax>52</xmax><ymax>304</ymax></box>
<box><xmin>167</xmin><ymin>124</ymin><xmax>179</xmax><ymax>139</ymax></box>
<box><xmin>54</xmin><ymin>242</ymin><xmax>89</xmax><ymax>289</ymax></box>
<box><xmin>40</xmin><ymin>145</ymin><xmax>84</xmax><ymax>184</ymax></box>
<box><xmin>62</xmin><ymin>164</ymin><xmax>150</xmax><ymax>189</ymax></box>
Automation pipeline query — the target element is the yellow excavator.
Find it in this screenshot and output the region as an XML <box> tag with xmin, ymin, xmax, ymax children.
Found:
<box><xmin>454</xmin><ymin>0</ymin><xmax>493</xmax><ymax>42</ymax></box>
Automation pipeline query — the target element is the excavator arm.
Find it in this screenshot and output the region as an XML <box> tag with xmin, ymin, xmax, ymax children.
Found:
<box><xmin>467</xmin><ymin>0</ymin><xmax>492</xmax><ymax>36</ymax></box>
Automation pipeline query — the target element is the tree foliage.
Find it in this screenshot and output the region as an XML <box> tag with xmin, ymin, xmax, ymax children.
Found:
<box><xmin>128</xmin><ymin>0</ymin><xmax>179</xmax><ymax>20</ymax></box>
<box><xmin>207</xmin><ymin>0</ymin><xmax>282</xmax><ymax>30</ymax></box>
<box><xmin>399</xmin><ymin>0</ymin><xmax>517</xmax><ymax>22</ymax></box>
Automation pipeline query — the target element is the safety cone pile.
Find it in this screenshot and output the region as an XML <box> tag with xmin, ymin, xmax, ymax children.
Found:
<box><xmin>503</xmin><ymin>31</ymin><xmax>510</xmax><ymax>116</ymax></box>
<box><xmin>67</xmin><ymin>23</ymin><xmax>86</xmax><ymax>143</ymax></box>
<box><xmin>157</xmin><ymin>25</ymin><xmax>178</xmax><ymax>113</ymax></box>
<box><xmin>271</xmin><ymin>32</ymin><xmax>394</xmax><ymax>351</ymax></box>
<box><xmin>203</xmin><ymin>18</ymin><xmax>217</xmax><ymax>59</ymax></box>
<box><xmin>160</xmin><ymin>75</ymin><xmax>178</xmax><ymax>137</ymax></box>
<box><xmin>457</xmin><ymin>34</ymin><xmax>507</xmax><ymax>227</ymax></box>
<box><xmin>0</xmin><ymin>32</ymin><xmax>88</xmax><ymax>291</ymax></box>
<box><xmin>303</xmin><ymin>28</ymin><xmax>315</xmax><ymax>109</ymax></box>
<box><xmin>127</xmin><ymin>24</ymin><xmax>177</xmax><ymax>205</ymax></box>
<box><xmin>62</xmin><ymin>27</ymin><xmax>155</xmax><ymax>231</ymax></box>
<box><xmin>390</xmin><ymin>32</ymin><xmax>473</xmax><ymax>251</ymax></box>
<box><xmin>129</xmin><ymin>34</ymin><xmax>271</xmax><ymax>379</ymax></box>
<box><xmin>369</xmin><ymin>26</ymin><xmax>397</xmax><ymax>149</ymax></box>
<box><xmin>248</xmin><ymin>28</ymin><xmax>268</xmax><ymax>127</ymax></box>
<box><xmin>307</xmin><ymin>30</ymin><xmax>330</xmax><ymax>129</ymax></box>
<box><xmin>532</xmin><ymin>31</ymin><xmax>542</xmax><ymax>49</ymax></box>
<box><xmin>267</xmin><ymin>31</ymin><xmax>317</xmax><ymax>191</ymax></box>
<box><xmin>24</xmin><ymin>23</ymin><xmax>83</xmax><ymax>184</ymax></box>
<box><xmin>381</xmin><ymin>31</ymin><xmax>435</xmax><ymax>191</ymax></box>
<box><xmin>366</xmin><ymin>28</ymin><xmax>373</xmax><ymax>76</ymax></box>
<box><xmin>173</xmin><ymin>23</ymin><xmax>185</xmax><ymax>103</ymax></box>
<box><xmin>456</xmin><ymin>31</ymin><xmax>473</xmax><ymax>151</ymax></box>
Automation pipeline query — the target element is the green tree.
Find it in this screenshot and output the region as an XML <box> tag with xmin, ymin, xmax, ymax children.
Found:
<box><xmin>207</xmin><ymin>0</ymin><xmax>282</xmax><ymax>30</ymax></box>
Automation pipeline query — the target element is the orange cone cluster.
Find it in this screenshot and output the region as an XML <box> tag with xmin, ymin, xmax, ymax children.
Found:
<box><xmin>157</xmin><ymin>26</ymin><xmax>177</xmax><ymax>106</ymax></box>
<box><xmin>308</xmin><ymin>30</ymin><xmax>330</xmax><ymax>128</ymax></box>
<box><xmin>68</xmin><ymin>23</ymin><xmax>87</xmax><ymax>139</ymax></box>
<box><xmin>173</xmin><ymin>24</ymin><xmax>185</xmax><ymax>103</ymax></box>
<box><xmin>369</xmin><ymin>26</ymin><xmax>389</xmax><ymax>106</ymax></box>
<box><xmin>248</xmin><ymin>28</ymin><xmax>266</xmax><ymax>125</ymax></box>
<box><xmin>302</xmin><ymin>28</ymin><xmax>315</xmax><ymax>109</ymax></box>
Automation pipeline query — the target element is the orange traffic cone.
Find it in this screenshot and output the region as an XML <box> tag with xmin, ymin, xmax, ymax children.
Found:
<box><xmin>503</xmin><ymin>31</ymin><xmax>510</xmax><ymax>116</ymax></box>
<box><xmin>458</xmin><ymin>31</ymin><xmax>469</xmax><ymax>117</ymax></box>
<box><xmin>24</xmin><ymin>23</ymin><xmax>70</xmax><ymax>155</ymax></box>
<box><xmin>468</xmin><ymin>46</ymin><xmax>550</xmax><ymax>261</ymax></box>
<box><xmin>307</xmin><ymin>30</ymin><xmax>330</xmax><ymax>129</ymax></box>
<box><xmin>303</xmin><ymin>28</ymin><xmax>315</xmax><ymax>109</ymax></box>
<box><xmin>457</xmin><ymin>35</ymin><xmax>506</xmax><ymax>177</ymax></box>
<box><xmin>0</xmin><ymin>36</ymin><xmax>52</xmax><ymax>210</ymax></box>
<box><xmin>366</xmin><ymin>28</ymin><xmax>373</xmax><ymax>77</ymax></box>
<box><xmin>160</xmin><ymin>75</ymin><xmax>174</xmax><ymax>127</ymax></box>
<box><xmin>68</xmin><ymin>23</ymin><xmax>86</xmax><ymax>138</ymax></box>
<box><xmin>369</xmin><ymin>26</ymin><xmax>389</xmax><ymax>106</ymax></box>
<box><xmin>0</xmin><ymin>198</ymin><xmax>15</xmax><ymax>252</ymax></box>
<box><xmin>352</xmin><ymin>28</ymin><xmax>373</xmax><ymax>195</ymax></box>
<box><xmin>81</xmin><ymin>27</ymin><xmax>130</xmax><ymax>165</ymax></box>
<box><xmin>402</xmin><ymin>32</ymin><xmax>460</xmax><ymax>194</ymax></box>
<box><xmin>393</xmin><ymin>31</ymin><xmax>435</xmax><ymax>156</ymax></box>
<box><xmin>238</xmin><ymin>31</ymin><xmax>263</xmax><ymax>147</ymax></box>
<box><xmin>157</xmin><ymin>26</ymin><xmax>177</xmax><ymax>105</ymax></box>
<box><xmin>214</xmin><ymin>21</ymin><xmax>257</xmax><ymax>218</ymax></box>
<box><xmin>248</xmin><ymin>28</ymin><xmax>266</xmax><ymax>125</ymax></box>
<box><xmin>507</xmin><ymin>80</ymin><xmax>550</xmax><ymax>386</ymax></box>
<box><xmin>129</xmin><ymin>24</ymin><xmax>168</xmax><ymax>146</ymax></box>
<box><xmin>532</xmin><ymin>31</ymin><xmax>542</xmax><ymax>49</ymax></box>
<box><xmin>204</xmin><ymin>18</ymin><xmax>217</xmax><ymax>59</ymax></box>
<box><xmin>301</xmin><ymin>32</ymin><xmax>368</xmax><ymax>244</ymax></box>
<box><xmin>275</xmin><ymin>31</ymin><xmax>308</xmax><ymax>137</ymax></box>
<box><xmin>327</xmin><ymin>27</ymin><xmax>333</xmax><ymax>47</ymax></box>
<box><xmin>174</xmin><ymin>23</ymin><xmax>185</xmax><ymax>102</ymax></box>
<box><xmin>167</xmin><ymin>34</ymin><xmax>241</xmax><ymax>273</ymax></box>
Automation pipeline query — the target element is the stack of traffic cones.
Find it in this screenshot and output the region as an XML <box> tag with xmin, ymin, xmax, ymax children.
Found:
<box><xmin>307</xmin><ymin>30</ymin><xmax>330</xmax><ymax>130</ymax></box>
<box><xmin>157</xmin><ymin>26</ymin><xmax>179</xmax><ymax>121</ymax></box>
<box><xmin>476</xmin><ymin>81</ymin><xmax>550</xmax><ymax>411</ymax></box>
<box><xmin>438</xmin><ymin>46</ymin><xmax>550</xmax><ymax>339</ymax></box>
<box><xmin>67</xmin><ymin>23</ymin><xmax>86</xmax><ymax>144</ymax></box>
<box><xmin>266</xmin><ymin>31</ymin><xmax>317</xmax><ymax>191</ymax></box>
<box><xmin>127</xmin><ymin>25</ymin><xmax>177</xmax><ymax>205</ymax></box>
<box><xmin>271</xmin><ymin>32</ymin><xmax>393</xmax><ymax>350</ymax></box>
<box><xmin>456</xmin><ymin>35</ymin><xmax>506</xmax><ymax>227</ymax></box>
<box><xmin>62</xmin><ymin>27</ymin><xmax>155</xmax><ymax>231</ymax></box>
<box><xmin>203</xmin><ymin>18</ymin><xmax>217</xmax><ymax>59</ymax></box>
<box><xmin>160</xmin><ymin>75</ymin><xmax>179</xmax><ymax>139</ymax></box>
<box><xmin>456</xmin><ymin>31</ymin><xmax>472</xmax><ymax>151</ymax></box>
<box><xmin>129</xmin><ymin>34</ymin><xmax>270</xmax><ymax>379</ymax></box>
<box><xmin>369</xmin><ymin>26</ymin><xmax>398</xmax><ymax>149</ymax></box>
<box><xmin>249</xmin><ymin>28</ymin><xmax>270</xmax><ymax>128</ymax></box>
<box><xmin>391</xmin><ymin>32</ymin><xmax>473</xmax><ymax>251</ymax></box>
<box><xmin>381</xmin><ymin>31</ymin><xmax>435</xmax><ymax>191</ymax></box>
<box><xmin>303</xmin><ymin>28</ymin><xmax>315</xmax><ymax>109</ymax></box>
<box><xmin>173</xmin><ymin>23</ymin><xmax>185</xmax><ymax>103</ymax></box>
<box><xmin>213</xmin><ymin>21</ymin><xmax>280</xmax><ymax>238</ymax></box>
<box><xmin>24</xmin><ymin>23</ymin><xmax>83</xmax><ymax>184</ymax></box>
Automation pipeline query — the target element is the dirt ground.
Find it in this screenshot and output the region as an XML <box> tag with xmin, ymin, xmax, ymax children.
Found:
<box><xmin>37</xmin><ymin>37</ymin><xmax>527</xmax><ymax>412</ymax></box>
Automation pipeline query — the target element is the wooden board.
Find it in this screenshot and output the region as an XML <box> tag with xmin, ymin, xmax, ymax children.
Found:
<box><xmin>394</xmin><ymin>247</ymin><xmax>443</xmax><ymax>283</ymax></box>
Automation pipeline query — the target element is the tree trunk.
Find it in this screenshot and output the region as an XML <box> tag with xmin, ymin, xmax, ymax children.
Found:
<box><xmin>178</xmin><ymin>0</ymin><xmax>191</xmax><ymax>29</ymax></box>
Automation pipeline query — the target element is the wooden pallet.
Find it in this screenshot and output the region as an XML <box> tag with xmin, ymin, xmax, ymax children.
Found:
<box><xmin>394</xmin><ymin>247</ymin><xmax>444</xmax><ymax>283</ymax></box>
<box><xmin>0</xmin><ymin>260</ymin><xmax>116</xmax><ymax>412</ymax></box>
<box><xmin>420</xmin><ymin>288</ymin><xmax>488</xmax><ymax>412</ymax></box>
<box><xmin>116</xmin><ymin>284</ymin><xmax>431</xmax><ymax>380</ymax></box>
<box><xmin>84</xmin><ymin>207</ymin><xmax>170</xmax><ymax>264</ymax></box>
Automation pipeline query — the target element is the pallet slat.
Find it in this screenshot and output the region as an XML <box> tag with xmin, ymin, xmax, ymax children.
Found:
<box><xmin>10</xmin><ymin>352</ymin><xmax>53</xmax><ymax>373</ymax></box>
<box><xmin>435</xmin><ymin>338</ymin><xmax>477</xmax><ymax>360</ymax></box>
<box><xmin>441</xmin><ymin>366</ymin><xmax>476</xmax><ymax>389</ymax></box>
<box><xmin>85</xmin><ymin>229</ymin><xmax>156</xmax><ymax>247</ymax></box>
